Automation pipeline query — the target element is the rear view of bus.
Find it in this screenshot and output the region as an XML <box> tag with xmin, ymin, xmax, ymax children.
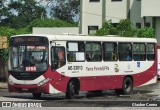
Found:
<box><xmin>8</xmin><ymin>35</ymin><xmax>49</xmax><ymax>98</ymax></box>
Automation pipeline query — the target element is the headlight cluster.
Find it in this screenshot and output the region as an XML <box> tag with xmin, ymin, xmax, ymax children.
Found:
<box><xmin>8</xmin><ymin>78</ymin><xmax>50</xmax><ymax>86</ymax></box>
<box><xmin>8</xmin><ymin>79</ymin><xmax>14</xmax><ymax>85</ymax></box>
<box><xmin>37</xmin><ymin>78</ymin><xmax>50</xmax><ymax>87</ymax></box>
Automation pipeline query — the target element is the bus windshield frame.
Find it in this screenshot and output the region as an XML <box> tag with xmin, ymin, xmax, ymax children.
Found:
<box><xmin>8</xmin><ymin>36</ymin><xmax>49</xmax><ymax>73</ymax></box>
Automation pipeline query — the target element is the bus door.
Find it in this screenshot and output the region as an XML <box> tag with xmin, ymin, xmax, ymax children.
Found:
<box><xmin>51</xmin><ymin>41</ymin><xmax>66</xmax><ymax>71</ymax></box>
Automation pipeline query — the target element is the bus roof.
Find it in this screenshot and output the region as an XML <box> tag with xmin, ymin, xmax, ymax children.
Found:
<box><xmin>12</xmin><ymin>34</ymin><xmax>157</xmax><ymax>43</ymax></box>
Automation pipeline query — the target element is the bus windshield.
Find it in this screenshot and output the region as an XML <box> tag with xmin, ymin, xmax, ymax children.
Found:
<box><xmin>8</xmin><ymin>46</ymin><xmax>48</xmax><ymax>72</ymax></box>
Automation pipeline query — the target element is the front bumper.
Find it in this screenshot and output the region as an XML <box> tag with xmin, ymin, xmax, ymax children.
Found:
<box><xmin>8</xmin><ymin>82</ymin><xmax>50</xmax><ymax>93</ymax></box>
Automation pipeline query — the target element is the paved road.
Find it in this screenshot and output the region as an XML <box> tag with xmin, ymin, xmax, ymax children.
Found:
<box><xmin>0</xmin><ymin>80</ymin><xmax>160</xmax><ymax>109</ymax></box>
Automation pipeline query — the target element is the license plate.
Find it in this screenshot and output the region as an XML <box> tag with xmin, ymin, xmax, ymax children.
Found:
<box><xmin>22</xmin><ymin>88</ymin><xmax>29</xmax><ymax>91</ymax></box>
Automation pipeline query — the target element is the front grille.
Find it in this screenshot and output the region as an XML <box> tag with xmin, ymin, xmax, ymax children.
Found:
<box><xmin>10</xmin><ymin>72</ymin><xmax>43</xmax><ymax>80</ymax></box>
<box><xmin>12</xmin><ymin>74</ymin><xmax>41</xmax><ymax>80</ymax></box>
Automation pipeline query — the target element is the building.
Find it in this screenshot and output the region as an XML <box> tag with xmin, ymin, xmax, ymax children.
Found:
<box><xmin>80</xmin><ymin>0</ymin><xmax>160</xmax><ymax>45</ymax></box>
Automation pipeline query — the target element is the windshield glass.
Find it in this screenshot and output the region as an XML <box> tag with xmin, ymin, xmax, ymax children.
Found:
<box><xmin>8</xmin><ymin>46</ymin><xmax>48</xmax><ymax>72</ymax></box>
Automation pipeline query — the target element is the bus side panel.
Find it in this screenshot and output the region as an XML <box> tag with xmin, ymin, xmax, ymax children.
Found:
<box><xmin>43</xmin><ymin>66</ymin><xmax>124</xmax><ymax>92</ymax></box>
<box><xmin>133</xmin><ymin>44</ymin><xmax>157</xmax><ymax>87</ymax></box>
<box><xmin>43</xmin><ymin>66</ymin><xmax>70</xmax><ymax>93</ymax></box>
<box><xmin>43</xmin><ymin>59</ymin><xmax>157</xmax><ymax>93</ymax></box>
<box><xmin>43</xmin><ymin>63</ymin><xmax>157</xmax><ymax>92</ymax></box>
<box><xmin>79</xmin><ymin>63</ymin><xmax>156</xmax><ymax>92</ymax></box>
<box><xmin>79</xmin><ymin>75</ymin><xmax>124</xmax><ymax>91</ymax></box>
<box><xmin>132</xmin><ymin>61</ymin><xmax>157</xmax><ymax>87</ymax></box>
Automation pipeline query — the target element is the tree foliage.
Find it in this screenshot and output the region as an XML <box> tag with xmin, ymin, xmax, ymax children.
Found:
<box><xmin>96</xmin><ymin>19</ymin><xmax>155</xmax><ymax>38</ymax></box>
<box><xmin>136</xmin><ymin>27</ymin><xmax>154</xmax><ymax>38</ymax></box>
<box><xmin>0</xmin><ymin>0</ymin><xmax>46</xmax><ymax>28</ymax></box>
<box><xmin>0</xmin><ymin>27</ymin><xmax>13</xmax><ymax>77</ymax></box>
<box><xmin>0</xmin><ymin>0</ymin><xmax>80</xmax><ymax>28</ymax></box>
<box><xmin>0</xmin><ymin>0</ymin><xmax>80</xmax><ymax>81</ymax></box>
<box><xmin>50</xmin><ymin>0</ymin><xmax>80</xmax><ymax>22</ymax></box>
<box><xmin>117</xmin><ymin>19</ymin><xmax>133</xmax><ymax>32</ymax></box>
<box><xmin>96</xmin><ymin>28</ymin><xmax>109</xmax><ymax>36</ymax></box>
<box><xmin>96</xmin><ymin>20</ymin><xmax>118</xmax><ymax>36</ymax></box>
<box><xmin>116</xmin><ymin>19</ymin><xmax>135</xmax><ymax>37</ymax></box>
<box><xmin>0</xmin><ymin>27</ymin><xmax>16</xmax><ymax>37</ymax></box>
<box><xmin>0</xmin><ymin>27</ymin><xmax>16</xmax><ymax>66</ymax></box>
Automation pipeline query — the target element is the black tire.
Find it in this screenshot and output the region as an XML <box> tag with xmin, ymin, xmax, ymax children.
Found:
<box><xmin>32</xmin><ymin>93</ymin><xmax>42</xmax><ymax>99</ymax></box>
<box><xmin>115</xmin><ymin>77</ymin><xmax>133</xmax><ymax>95</ymax></box>
<box><xmin>115</xmin><ymin>89</ymin><xmax>123</xmax><ymax>95</ymax></box>
<box><xmin>66</xmin><ymin>81</ymin><xmax>77</xmax><ymax>99</ymax></box>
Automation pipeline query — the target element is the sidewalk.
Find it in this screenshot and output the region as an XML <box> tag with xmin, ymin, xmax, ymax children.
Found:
<box><xmin>0</xmin><ymin>82</ymin><xmax>7</xmax><ymax>89</ymax></box>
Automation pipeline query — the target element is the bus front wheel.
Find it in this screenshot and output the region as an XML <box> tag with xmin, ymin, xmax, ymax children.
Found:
<box><xmin>66</xmin><ymin>80</ymin><xmax>77</xmax><ymax>99</ymax></box>
<box><xmin>115</xmin><ymin>77</ymin><xmax>133</xmax><ymax>95</ymax></box>
<box><xmin>32</xmin><ymin>93</ymin><xmax>42</xmax><ymax>99</ymax></box>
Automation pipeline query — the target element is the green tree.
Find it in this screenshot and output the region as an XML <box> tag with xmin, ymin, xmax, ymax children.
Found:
<box><xmin>137</xmin><ymin>27</ymin><xmax>154</xmax><ymax>38</ymax></box>
<box><xmin>0</xmin><ymin>26</ymin><xmax>16</xmax><ymax>65</ymax></box>
<box><xmin>117</xmin><ymin>19</ymin><xmax>133</xmax><ymax>32</ymax></box>
<box><xmin>0</xmin><ymin>26</ymin><xmax>15</xmax><ymax>82</ymax></box>
<box><xmin>0</xmin><ymin>48</ymin><xmax>8</xmax><ymax>82</ymax></box>
<box><xmin>0</xmin><ymin>0</ymin><xmax>46</xmax><ymax>28</ymax></box>
<box><xmin>116</xmin><ymin>19</ymin><xmax>134</xmax><ymax>37</ymax></box>
<box><xmin>95</xmin><ymin>19</ymin><xmax>154</xmax><ymax>38</ymax></box>
<box><xmin>96</xmin><ymin>28</ymin><xmax>109</xmax><ymax>36</ymax></box>
<box><xmin>96</xmin><ymin>20</ymin><xmax>118</xmax><ymax>36</ymax></box>
<box><xmin>50</xmin><ymin>0</ymin><xmax>80</xmax><ymax>22</ymax></box>
<box><xmin>0</xmin><ymin>27</ymin><xmax>16</xmax><ymax>37</ymax></box>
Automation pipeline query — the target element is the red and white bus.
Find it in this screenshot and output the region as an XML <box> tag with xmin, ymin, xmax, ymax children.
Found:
<box><xmin>8</xmin><ymin>34</ymin><xmax>157</xmax><ymax>99</ymax></box>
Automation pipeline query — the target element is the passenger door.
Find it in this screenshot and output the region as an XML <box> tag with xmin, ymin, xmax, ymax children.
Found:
<box><xmin>51</xmin><ymin>41</ymin><xmax>66</xmax><ymax>70</ymax></box>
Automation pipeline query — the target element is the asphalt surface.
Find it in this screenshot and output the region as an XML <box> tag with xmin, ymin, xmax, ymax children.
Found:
<box><xmin>0</xmin><ymin>80</ymin><xmax>160</xmax><ymax>109</ymax></box>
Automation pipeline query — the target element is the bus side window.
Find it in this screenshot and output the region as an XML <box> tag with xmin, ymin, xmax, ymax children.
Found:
<box><xmin>103</xmin><ymin>42</ymin><xmax>117</xmax><ymax>61</ymax></box>
<box><xmin>86</xmin><ymin>53</ymin><xmax>92</xmax><ymax>61</ymax></box>
<box><xmin>147</xmin><ymin>44</ymin><xmax>155</xmax><ymax>61</ymax></box>
<box><xmin>86</xmin><ymin>42</ymin><xmax>102</xmax><ymax>62</ymax></box>
<box><xmin>67</xmin><ymin>42</ymin><xmax>85</xmax><ymax>62</ymax></box>
<box><xmin>51</xmin><ymin>47</ymin><xmax>66</xmax><ymax>70</ymax></box>
<box><xmin>133</xmin><ymin>43</ymin><xmax>146</xmax><ymax>61</ymax></box>
<box><xmin>118</xmin><ymin>43</ymin><xmax>132</xmax><ymax>61</ymax></box>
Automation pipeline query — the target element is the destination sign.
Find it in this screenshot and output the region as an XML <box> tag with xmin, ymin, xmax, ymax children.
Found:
<box><xmin>10</xmin><ymin>36</ymin><xmax>48</xmax><ymax>46</ymax></box>
<box><xmin>14</xmin><ymin>37</ymin><xmax>39</xmax><ymax>43</ymax></box>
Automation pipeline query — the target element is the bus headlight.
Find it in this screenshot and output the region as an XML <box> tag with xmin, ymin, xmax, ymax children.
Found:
<box><xmin>37</xmin><ymin>78</ymin><xmax>50</xmax><ymax>87</ymax></box>
<box><xmin>8</xmin><ymin>79</ymin><xmax>14</xmax><ymax>85</ymax></box>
